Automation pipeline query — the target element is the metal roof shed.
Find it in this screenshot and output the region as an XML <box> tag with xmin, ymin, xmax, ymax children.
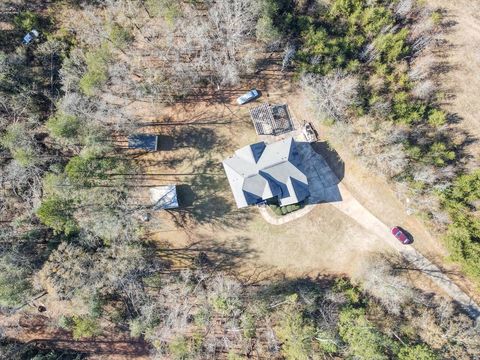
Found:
<box><xmin>128</xmin><ymin>135</ymin><xmax>159</xmax><ymax>151</ymax></box>
<box><xmin>150</xmin><ymin>185</ymin><xmax>179</xmax><ymax>210</ymax></box>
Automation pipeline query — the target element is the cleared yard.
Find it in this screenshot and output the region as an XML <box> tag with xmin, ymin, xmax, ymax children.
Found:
<box><xmin>125</xmin><ymin>52</ymin><xmax>479</xmax><ymax>304</ymax></box>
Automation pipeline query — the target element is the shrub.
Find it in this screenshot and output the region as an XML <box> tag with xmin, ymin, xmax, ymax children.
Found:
<box><xmin>427</xmin><ymin>109</ymin><xmax>447</xmax><ymax>127</ymax></box>
<box><xmin>0</xmin><ymin>123</ymin><xmax>40</xmax><ymax>167</ymax></box>
<box><xmin>441</xmin><ymin>170</ymin><xmax>480</xmax><ymax>281</ymax></box>
<box><xmin>58</xmin><ymin>315</ymin><xmax>74</xmax><ymax>330</ymax></box>
<box><xmin>169</xmin><ymin>335</ymin><xmax>203</xmax><ymax>360</ymax></box>
<box><xmin>431</xmin><ymin>11</ymin><xmax>443</xmax><ymax>26</ymax></box>
<box><xmin>14</xmin><ymin>11</ymin><xmax>41</xmax><ymax>31</ymax></box>
<box><xmin>88</xmin><ymin>294</ymin><xmax>104</xmax><ymax>318</ymax></box>
<box><xmin>71</xmin><ymin>316</ymin><xmax>102</xmax><ymax>340</ymax></box>
<box><xmin>360</xmin><ymin>6</ymin><xmax>393</xmax><ymax>37</ymax></box>
<box><xmin>227</xmin><ymin>352</ymin><xmax>243</xmax><ymax>360</ymax></box>
<box><xmin>426</xmin><ymin>142</ymin><xmax>455</xmax><ymax>167</ymax></box>
<box><xmin>374</xmin><ymin>28</ymin><xmax>410</xmax><ymax>65</ymax></box>
<box><xmin>398</xmin><ymin>344</ymin><xmax>437</xmax><ymax>360</ymax></box>
<box><xmin>145</xmin><ymin>0</ymin><xmax>182</xmax><ymax>24</ymax></box>
<box><xmin>65</xmin><ymin>155</ymin><xmax>118</xmax><ymax>186</ymax></box>
<box><xmin>108</xmin><ymin>23</ymin><xmax>134</xmax><ymax>48</ymax></box>
<box><xmin>275</xmin><ymin>294</ymin><xmax>317</xmax><ymax>360</ymax></box>
<box><xmin>36</xmin><ymin>196</ymin><xmax>77</xmax><ymax>235</ymax></box>
<box><xmin>12</xmin><ymin>147</ymin><xmax>38</xmax><ymax>167</ymax></box>
<box><xmin>333</xmin><ymin>278</ymin><xmax>361</xmax><ymax>304</ymax></box>
<box><xmin>241</xmin><ymin>313</ymin><xmax>256</xmax><ymax>339</ymax></box>
<box><xmin>339</xmin><ymin>308</ymin><xmax>392</xmax><ymax>360</ymax></box>
<box><xmin>256</xmin><ymin>15</ymin><xmax>281</xmax><ymax>44</ymax></box>
<box><xmin>211</xmin><ymin>294</ymin><xmax>241</xmax><ymax>315</ymax></box>
<box><xmin>79</xmin><ymin>44</ymin><xmax>111</xmax><ymax>96</ymax></box>
<box><xmin>391</xmin><ymin>92</ymin><xmax>426</xmax><ymax>124</ymax></box>
<box><xmin>46</xmin><ymin>112</ymin><xmax>80</xmax><ymax>140</ymax></box>
<box><xmin>129</xmin><ymin>318</ymin><xmax>145</xmax><ymax>338</ymax></box>
<box><xmin>0</xmin><ymin>256</ymin><xmax>32</xmax><ymax>307</ymax></box>
<box><xmin>330</xmin><ymin>0</ymin><xmax>363</xmax><ymax>18</ymax></box>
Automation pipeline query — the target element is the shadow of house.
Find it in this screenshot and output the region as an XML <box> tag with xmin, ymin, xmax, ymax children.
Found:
<box><xmin>222</xmin><ymin>138</ymin><xmax>343</xmax><ymax>210</ymax></box>
<box><xmin>311</xmin><ymin>141</ymin><xmax>345</xmax><ymax>182</ymax></box>
<box><xmin>169</xmin><ymin>160</ymin><xmax>253</xmax><ymax>229</ymax></box>
<box><xmin>296</xmin><ymin>141</ymin><xmax>342</xmax><ymax>204</ymax></box>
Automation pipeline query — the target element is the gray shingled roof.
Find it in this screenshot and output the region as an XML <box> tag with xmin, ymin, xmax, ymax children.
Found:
<box><xmin>222</xmin><ymin>137</ymin><xmax>309</xmax><ymax>208</ymax></box>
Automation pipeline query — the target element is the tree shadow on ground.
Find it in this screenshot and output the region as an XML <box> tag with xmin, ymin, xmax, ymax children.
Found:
<box><xmin>167</xmin><ymin>158</ymin><xmax>252</xmax><ymax>229</ymax></box>
<box><xmin>375</xmin><ymin>251</ymin><xmax>480</xmax><ymax>320</ymax></box>
<box><xmin>172</xmin><ymin>126</ymin><xmax>230</xmax><ymax>152</ymax></box>
<box><xmin>155</xmin><ymin>235</ymin><xmax>257</xmax><ymax>272</ymax></box>
<box><xmin>254</xmin><ymin>275</ymin><xmax>339</xmax><ymax>302</ymax></box>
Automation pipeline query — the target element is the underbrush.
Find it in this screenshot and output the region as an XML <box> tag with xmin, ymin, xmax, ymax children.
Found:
<box><xmin>269</xmin><ymin>202</ymin><xmax>303</xmax><ymax>216</ymax></box>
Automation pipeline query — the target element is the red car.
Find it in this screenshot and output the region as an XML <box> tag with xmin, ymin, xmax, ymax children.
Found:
<box><xmin>391</xmin><ymin>227</ymin><xmax>412</xmax><ymax>244</ymax></box>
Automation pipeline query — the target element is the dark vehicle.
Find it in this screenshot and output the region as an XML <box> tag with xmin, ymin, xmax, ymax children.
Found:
<box><xmin>391</xmin><ymin>226</ymin><xmax>412</xmax><ymax>244</ymax></box>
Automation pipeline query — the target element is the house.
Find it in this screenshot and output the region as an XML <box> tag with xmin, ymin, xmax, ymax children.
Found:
<box><xmin>150</xmin><ymin>185</ymin><xmax>179</xmax><ymax>210</ymax></box>
<box><xmin>222</xmin><ymin>137</ymin><xmax>309</xmax><ymax>208</ymax></box>
<box><xmin>128</xmin><ymin>134</ymin><xmax>159</xmax><ymax>151</ymax></box>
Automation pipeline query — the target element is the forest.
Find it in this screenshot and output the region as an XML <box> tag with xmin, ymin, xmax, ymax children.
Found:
<box><xmin>0</xmin><ymin>0</ymin><xmax>479</xmax><ymax>359</ymax></box>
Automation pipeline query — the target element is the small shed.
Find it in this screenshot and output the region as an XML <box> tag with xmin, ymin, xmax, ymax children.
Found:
<box><xmin>150</xmin><ymin>185</ymin><xmax>179</xmax><ymax>210</ymax></box>
<box><xmin>128</xmin><ymin>134</ymin><xmax>159</xmax><ymax>151</ymax></box>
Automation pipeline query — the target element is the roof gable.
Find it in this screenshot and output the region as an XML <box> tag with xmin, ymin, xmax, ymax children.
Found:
<box><xmin>223</xmin><ymin>137</ymin><xmax>310</xmax><ymax>208</ymax></box>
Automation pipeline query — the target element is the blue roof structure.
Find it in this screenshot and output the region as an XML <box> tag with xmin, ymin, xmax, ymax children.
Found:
<box><xmin>128</xmin><ymin>135</ymin><xmax>159</xmax><ymax>151</ymax></box>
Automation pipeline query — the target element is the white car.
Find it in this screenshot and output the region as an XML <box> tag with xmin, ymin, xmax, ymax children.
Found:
<box><xmin>236</xmin><ymin>89</ymin><xmax>259</xmax><ymax>105</ymax></box>
<box><xmin>23</xmin><ymin>29</ymin><xmax>39</xmax><ymax>45</ymax></box>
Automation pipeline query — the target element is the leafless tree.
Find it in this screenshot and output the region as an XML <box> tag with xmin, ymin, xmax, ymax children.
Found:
<box><xmin>394</xmin><ymin>0</ymin><xmax>415</xmax><ymax>19</ymax></box>
<box><xmin>282</xmin><ymin>44</ymin><xmax>296</xmax><ymax>72</ymax></box>
<box><xmin>412</xmin><ymin>79</ymin><xmax>436</xmax><ymax>100</ymax></box>
<box><xmin>301</xmin><ymin>71</ymin><xmax>359</xmax><ymax>122</ymax></box>
<box><xmin>358</xmin><ymin>256</ymin><xmax>415</xmax><ymax>315</ymax></box>
<box><xmin>409</xmin><ymin>53</ymin><xmax>436</xmax><ymax>81</ymax></box>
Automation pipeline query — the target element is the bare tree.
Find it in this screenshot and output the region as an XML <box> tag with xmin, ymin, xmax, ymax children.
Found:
<box><xmin>301</xmin><ymin>71</ymin><xmax>359</xmax><ymax>122</ymax></box>
<box><xmin>282</xmin><ymin>44</ymin><xmax>296</xmax><ymax>72</ymax></box>
<box><xmin>412</xmin><ymin>79</ymin><xmax>436</xmax><ymax>100</ymax></box>
<box><xmin>358</xmin><ymin>256</ymin><xmax>415</xmax><ymax>315</ymax></box>
<box><xmin>394</xmin><ymin>0</ymin><xmax>415</xmax><ymax>19</ymax></box>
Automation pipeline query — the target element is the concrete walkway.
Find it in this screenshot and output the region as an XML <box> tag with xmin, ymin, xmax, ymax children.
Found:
<box><xmin>257</xmin><ymin>141</ymin><xmax>480</xmax><ymax>321</ymax></box>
